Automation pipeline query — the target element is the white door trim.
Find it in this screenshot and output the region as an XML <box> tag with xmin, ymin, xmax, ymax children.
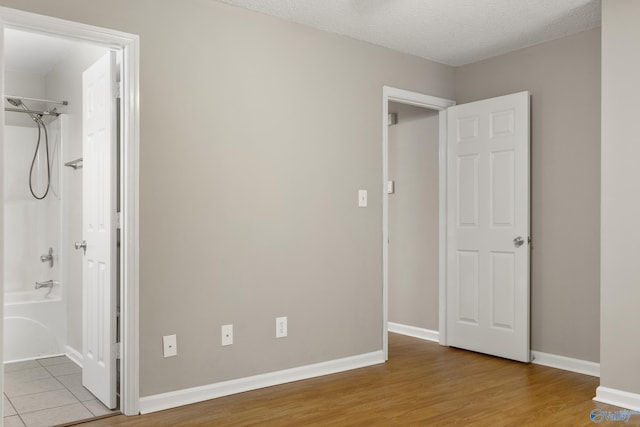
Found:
<box><xmin>0</xmin><ymin>24</ymin><xmax>5</xmax><ymax>419</ymax></box>
<box><xmin>382</xmin><ymin>86</ymin><xmax>455</xmax><ymax>360</ymax></box>
<box><xmin>0</xmin><ymin>7</ymin><xmax>140</xmax><ymax>415</ymax></box>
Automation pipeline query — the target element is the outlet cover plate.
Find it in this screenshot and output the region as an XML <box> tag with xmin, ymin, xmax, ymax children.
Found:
<box><xmin>276</xmin><ymin>316</ymin><xmax>287</xmax><ymax>338</ymax></box>
<box><xmin>163</xmin><ymin>334</ymin><xmax>177</xmax><ymax>358</ymax></box>
<box><xmin>221</xmin><ymin>324</ymin><xmax>233</xmax><ymax>346</ymax></box>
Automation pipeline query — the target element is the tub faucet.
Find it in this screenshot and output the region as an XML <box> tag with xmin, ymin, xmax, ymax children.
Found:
<box><xmin>40</xmin><ymin>247</ymin><xmax>54</xmax><ymax>267</ymax></box>
<box><xmin>35</xmin><ymin>280</ymin><xmax>56</xmax><ymax>289</ymax></box>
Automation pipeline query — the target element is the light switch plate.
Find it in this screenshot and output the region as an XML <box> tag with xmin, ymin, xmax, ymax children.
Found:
<box><xmin>358</xmin><ymin>190</ymin><xmax>367</xmax><ymax>207</ymax></box>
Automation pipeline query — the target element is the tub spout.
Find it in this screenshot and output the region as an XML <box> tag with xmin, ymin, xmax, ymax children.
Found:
<box><xmin>35</xmin><ymin>280</ymin><xmax>56</xmax><ymax>289</ymax></box>
<box><xmin>40</xmin><ymin>247</ymin><xmax>54</xmax><ymax>267</ymax></box>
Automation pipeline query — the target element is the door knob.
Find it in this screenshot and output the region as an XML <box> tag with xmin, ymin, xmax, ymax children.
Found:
<box><xmin>513</xmin><ymin>236</ymin><xmax>525</xmax><ymax>248</ymax></box>
<box><xmin>75</xmin><ymin>240</ymin><xmax>87</xmax><ymax>254</ymax></box>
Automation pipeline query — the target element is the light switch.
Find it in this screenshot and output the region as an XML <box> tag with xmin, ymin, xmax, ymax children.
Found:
<box><xmin>358</xmin><ymin>190</ymin><xmax>367</xmax><ymax>207</ymax></box>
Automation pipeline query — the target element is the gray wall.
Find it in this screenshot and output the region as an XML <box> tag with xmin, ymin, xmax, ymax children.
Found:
<box><xmin>388</xmin><ymin>102</ymin><xmax>439</xmax><ymax>330</ymax></box>
<box><xmin>0</xmin><ymin>0</ymin><xmax>455</xmax><ymax>396</ymax></box>
<box><xmin>44</xmin><ymin>43</ymin><xmax>109</xmax><ymax>354</ymax></box>
<box><xmin>600</xmin><ymin>0</ymin><xmax>640</xmax><ymax>395</ymax></box>
<box><xmin>455</xmin><ymin>29</ymin><xmax>601</xmax><ymax>362</ymax></box>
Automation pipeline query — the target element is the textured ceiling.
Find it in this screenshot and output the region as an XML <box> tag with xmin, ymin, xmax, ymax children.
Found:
<box><xmin>217</xmin><ymin>0</ymin><xmax>601</xmax><ymax>66</ymax></box>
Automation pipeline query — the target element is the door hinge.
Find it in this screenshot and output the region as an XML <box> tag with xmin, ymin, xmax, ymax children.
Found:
<box><xmin>113</xmin><ymin>81</ymin><xmax>122</xmax><ymax>99</ymax></box>
<box><xmin>115</xmin><ymin>342</ymin><xmax>121</xmax><ymax>360</ymax></box>
<box><xmin>116</xmin><ymin>211</ymin><xmax>122</xmax><ymax>230</ymax></box>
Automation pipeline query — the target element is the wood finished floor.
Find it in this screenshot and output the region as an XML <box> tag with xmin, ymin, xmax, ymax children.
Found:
<box><xmin>78</xmin><ymin>333</ymin><xmax>630</xmax><ymax>426</ymax></box>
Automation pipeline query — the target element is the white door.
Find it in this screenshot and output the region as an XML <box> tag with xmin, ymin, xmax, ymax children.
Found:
<box><xmin>446</xmin><ymin>91</ymin><xmax>530</xmax><ymax>362</ymax></box>
<box><xmin>82</xmin><ymin>52</ymin><xmax>118</xmax><ymax>408</ymax></box>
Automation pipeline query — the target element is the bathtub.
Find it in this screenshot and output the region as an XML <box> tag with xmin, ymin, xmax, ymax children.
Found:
<box><xmin>4</xmin><ymin>286</ymin><xmax>66</xmax><ymax>363</ymax></box>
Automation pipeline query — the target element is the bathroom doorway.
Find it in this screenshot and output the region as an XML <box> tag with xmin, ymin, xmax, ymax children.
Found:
<box><xmin>2</xmin><ymin>28</ymin><xmax>117</xmax><ymax>426</ymax></box>
<box><xmin>0</xmin><ymin>6</ymin><xmax>140</xmax><ymax>423</ymax></box>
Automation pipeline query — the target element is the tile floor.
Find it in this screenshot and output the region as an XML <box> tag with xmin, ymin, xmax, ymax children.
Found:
<box><xmin>3</xmin><ymin>356</ymin><xmax>118</xmax><ymax>427</ymax></box>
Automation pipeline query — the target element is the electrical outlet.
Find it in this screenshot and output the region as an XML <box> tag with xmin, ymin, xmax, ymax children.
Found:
<box><xmin>276</xmin><ymin>316</ymin><xmax>287</xmax><ymax>338</ymax></box>
<box><xmin>163</xmin><ymin>334</ymin><xmax>177</xmax><ymax>358</ymax></box>
<box><xmin>221</xmin><ymin>324</ymin><xmax>233</xmax><ymax>346</ymax></box>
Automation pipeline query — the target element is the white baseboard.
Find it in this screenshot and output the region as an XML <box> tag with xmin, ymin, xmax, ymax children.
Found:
<box><xmin>594</xmin><ymin>386</ymin><xmax>640</xmax><ymax>411</ymax></box>
<box><xmin>531</xmin><ymin>350</ymin><xmax>599</xmax><ymax>377</ymax></box>
<box><xmin>385</xmin><ymin>328</ymin><xmax>597</xmax><ymax>378</ymax></box>
<box><xmin>388</xmin><ymin>322</ymin><xmax>439</xmax><ymax>343</ymax></box>
<box><xmin>139</xmin><ymin>350</ymin><xmax>384</xmax><ymax>414</ymax></box>
<box><xmin>65</xmin><ymin>345</ymin><xmax>83</xmax><ymax>368</ymax></box>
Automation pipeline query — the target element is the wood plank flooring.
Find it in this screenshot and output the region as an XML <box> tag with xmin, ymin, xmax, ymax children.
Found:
<box><xmin>78</xmin><ymin>333</ymin><xmax>630</xmax><ymax>426</ymax></box>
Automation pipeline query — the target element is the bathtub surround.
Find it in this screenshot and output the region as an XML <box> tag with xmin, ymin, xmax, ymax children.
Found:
<box><xmin>3</xmin><ymin>124</ymin><xmax>61</xmax><ymax>295</ymax></box>
<box><xmin>3</xmin><ymin>123</ymin><xmax>66</xmax><ymax>362</ymax></box>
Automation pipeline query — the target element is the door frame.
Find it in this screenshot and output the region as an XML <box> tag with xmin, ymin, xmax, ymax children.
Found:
<box><xmin>0</xmin><ymin>7</ymin><xmax>140</xmax><ymax>415</ymax></box>
<box><xmin>382</xmin><ymin>86</ymin><xmax>454</xmax><ymax>360</ymax></box>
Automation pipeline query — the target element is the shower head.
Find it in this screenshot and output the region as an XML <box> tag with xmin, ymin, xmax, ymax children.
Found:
<box><xmin>7</xmin><ymin>97</ymin><xmax>23</xmax><ymax>107</ymax></box>
<box><xmin>6</xmin><ymin>97</ymin><xmax>41</xmax><ymax>123</ymax></box>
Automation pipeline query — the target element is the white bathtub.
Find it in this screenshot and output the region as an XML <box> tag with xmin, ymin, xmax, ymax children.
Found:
<box><xmin>4</xmin><ymin>287</ymin><xmax>66</xmax><ymax>363</ymax></box>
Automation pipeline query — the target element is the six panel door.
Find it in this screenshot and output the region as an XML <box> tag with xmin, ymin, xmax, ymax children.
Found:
<box><xmin>446</xmin><ymin>91</ymin><xmax>530</xmax><ymax>362</ymax></box>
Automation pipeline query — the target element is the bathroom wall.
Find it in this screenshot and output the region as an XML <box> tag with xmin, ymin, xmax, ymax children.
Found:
<box><xmin>388</xmin><ymin>102</ymin><xmax>439</xmax><ymax>331</ymax></box>
<box><xmin>3</xmin><ymin>119</ymin><xmax>67</xmax><ymax>362</ymax></box>
<box><xmin>44</xmin><ymin>42</ymin><xmax>109</xmax><ymax>356</ymax></box>
<box><xmin>4</xmin><ymin>69</ymin><xmax>45</xmax><ymax>127</ymax></box>
<box><xmin>3</xmin><ymin>125</ymin><xmax>60</xmax><ymax>292</ymax></box>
